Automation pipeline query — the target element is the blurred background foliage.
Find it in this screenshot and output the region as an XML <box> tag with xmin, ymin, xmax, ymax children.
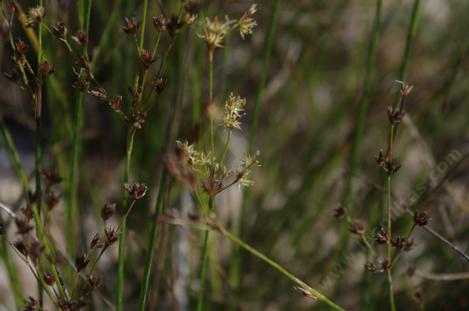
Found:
<box><xmin>1</xmin><ymin>0</ymin><xmax>468</xmax><ymax>310</ymax></box>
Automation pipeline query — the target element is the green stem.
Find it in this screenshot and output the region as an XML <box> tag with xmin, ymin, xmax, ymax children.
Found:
<box><xmin>209</xmin><ymin>53</ymin><xmax>215</xmax><ymax>157</ymax></box>
<box><xmin>197</xmin><ymin>229</ymin><xmax>210</xmax><ymax>311</ymax></box>
<box><xmin>67</xmin><ymin>0</ymin><xmax>92</xmax><ymax>266</ymax></box>
<box><xmin>138</xmin><ymin>170</ymin><xmax>167</xmax><ymax>311</ymax></box>
<box><xmin>116</xmin><ymin>129</ymin><xmax>135</xmax><ymax>311</ymax></box>
<box><xmin>221</xmin><ymin>227</ymin><xmax>345</xmax><ymax>311</ymax></box>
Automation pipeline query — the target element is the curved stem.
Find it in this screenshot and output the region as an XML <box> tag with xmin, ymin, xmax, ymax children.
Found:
<box><xmin>220</xmin><ymin>225</ymin><xmax>345</xmax><ymax>311</ymax></box>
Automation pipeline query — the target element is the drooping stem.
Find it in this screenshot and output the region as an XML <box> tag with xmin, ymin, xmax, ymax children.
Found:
<box><xmin>219</xmin><ymin>225</ymin><xmax>345</xmax><ymax>311</ymax></box>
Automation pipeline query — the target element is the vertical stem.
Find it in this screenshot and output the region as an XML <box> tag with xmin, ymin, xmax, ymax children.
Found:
<box><xmin>386</xmin><ymin>126</ymin><xmax>396</xmax><ymax>311</ymax></box>
<box><xmin>117</xmin><ymin>0</ymin><xmax>148</xmax><ymax>308</ymax></box>
<box><xmin>117</xmin><ymin>129</ymin><xmax>135</xmax><ymax>311</ymax></box>
<box><xmin>209</xmin><ymin>52</ymin><xmax>215</xmax><ymax>157</ymax></box>
<box><xmin>197</xmin><ymin>229</ymin><xmax>210</xmax><ymax>311</ymax></box>
<box><xmin>138</xmin><ymin>169</ymin><xmax>167</xmax><ymax>311</ymax></box>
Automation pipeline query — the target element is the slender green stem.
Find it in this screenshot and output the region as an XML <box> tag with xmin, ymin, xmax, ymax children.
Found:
<box><xmin>340</xmin><ymin>0</ymin><xmax>382</xmax><ymax>255</ymax></box>
<box><xmin>209</xmin><ymin>54</ymin><xmax>215</xmax><ymax>157</ymax></box>
<box><xmin>116</xmin><ymin>0</ymin><xmax>149</xmax><ymax>308</ymax></box>
<box><xmin>220</xmin><ymin>226</ymin><xmax>345</xmax><ymax>311</ymax></box>
<box><xmin>116</xmin><ymin>129</ymin><xmax>135</xmax><ymax>311</ymax></box>
<box><xmin>138</xmin><ymin>170</ymin><xmax>167</xmax><ymax>311</ymax></box>
<box><xmin>67</xmin><ymin>0</ymin><xmax>92</xmax><ymax>265</ymax></box>
<box><xmin>197</xmin><ymin>229</ymin><xmax>210</xmax><ymax>311</ymax></box>
<box><xmin>0</xmin><ymin>236</ymin><xmax>23</xmax><ymax>306</ymax></box>
<box><xmin>220</xmin><ymin>130</ymin><xmax>231</xmax><ymax>165</ymax></box>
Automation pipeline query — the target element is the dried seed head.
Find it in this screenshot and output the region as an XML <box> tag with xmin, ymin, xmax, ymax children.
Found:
<box><xmin>21</xmin><ymin>206</ymin><xmax>33</xmax><ymax>220</ymax></box>
<box><xmin>238</xmin><ymin>4</ymin><xmax>257</xmax><ymax>39</ymax></box>
<box><xmin>124</xmin><ymin>182</ymin><xmax>148</xmax><ymax>200</ymax></box>
<box><xmin>27</xmin><ymin>6</ymin><xmax>46</xmax><ymax>27</ymax></box>
<box><xmin>74</xmin><ymin>253</ymin><xmax>89</xmax><ymax>272</ymax></box>
<box><xmin>349</xmin><ymin>221</ymin><xmax>365</xmax><ymax>235</ymax></box>
<box><xmin>131</xmin><ymin>109</ymin><xmax>147</xmax><ymax>129</ymax></box>
<box><xmin>14</xmin><ymin>239</ymin><xmax>28</xmax><ymax>256</ymax></box>
<box><xmin>101</xmin><ymin>203</ymin><xmax>116</xmax><ymax>221</ymax></box>
<box><xmin>89</xmin><ymin>88</ymin><xmax>108</xmax><ymax>101</ymax></box>
<box><xmin>374</xmin><ymin>227</ymin><xmax>388</xmax><ymax>244</ymax></box>
<box><xmin>43</xmin><ymin>271</ymin><xmax>55</xmax><ymax>286</ymax></box>
<box><xmin>184</xmin><ymin>1</ymin><xmax>200</xmax><ymax>25</ymax></box>
<box><xmin>72</xmin><ymin>30</ymin><xmax>88</xmax><ymax>45</ymax></box>
<box><xmin>199</xmin><ymin>16</ymin><xmax>235</xmax><ymax>50</ymax></box>
<box><xmin>140</xmin><ymin>49</ymin><xmax>156</xmax><ymax>69</ymax></box>
<box><xmin>387</xmin><ymin>106</ymin><xmax>405</xmax><ymax>124</ymax></box>
<box><xmin>108</xmin><ymin>96</ymin><xmax>122</xmax><ymax>111</ymax></box>
<box><xmin>42</xmin><ymin>170</ymin><xmax>62</xmax><ymax>186</ymax></box>
<box><xmin>88</xmin><ymin>275</ymin><xmax>101</xmax><ymax>289</ymax></box>
<box><xmin>15</xmin><ymin>39</ymin><xmax>28</xmax><ymax>55</ymax></box>
<box><xmin>90</xmin><ymin>233</ymin><xmax>105</xmax><ymax>250</ymax></box>
<box><xmin>167</xmin><ymin>15</ymin><xmax>184</xmax><ymax>38</ymax></box>
<box><xmin>375</xmin><ymin>150</ymin><xmax>400</xmax><ymax>175</ymax></box>
<box><xmin>152</xmin><ymin>77</ymin><xmax>167</xmax><ymax>95</ymax></box>
<box><xmin>104</xmin><ymin>226</ymin><xmax>119</xmax><ymax>246</ymax></box>
<box><xmin>122</xmin><ymin>17</ymin><xmax>139</xmax><ymax>35</ymax></box>
<box><xmin>153</xmin><ymin>16</ymin><xmax>167</xmax><ymax>31</ymax></box>
<box><xmin>52</xmin><ymin>21</ymin><xmax>67</xmax><ymax>39</ymax></box>
<box><xmin>391</xmin><ymin>236</ymin><xmax>406</xmax><ymax>250</ymax></box>
<box><xmin>203</xmin><ymin>178</ymin><xmax>222</xmax><ymax>197</ymax></box>
<box><xmin>29</xmin><ymin>240</ymin><xmax>44</xmax><ymax>262</ymax></box>
<box><xmin>381</xmin><ymin>259</ymin><xmax>391</xmax><ymax>271</ymax></box>
<box><xmin>72</xmin><ymin>77</ymin><xmax>90</xmax><ymax>92</ymax></box>
<box><xmin>413</xmin><ymin>211</ymin><xmax>429</xmax><ymax>226</ymax></box>
<box><xmin>365</xmin><ymin>262</ymin><xmax>377</xmax><ymax>272</ymax></box>
<box><xmin>45</xmin><ymin>191</ymin><xmax>60</xmax><ymax>210</ymax></box>
<box><xmin>397</xmin><ymin>81</ymin><xmax>414</xmax><ymax>97</ymax></box>
<box><xmin>15</xmin><ymin>217</ymin><xmax>33</xmax><ymax>235</ymax></box>
<box><xmin>23</xmin><ymin>296</ymin><xmax>38</xmax><ymax>310</ymax></box>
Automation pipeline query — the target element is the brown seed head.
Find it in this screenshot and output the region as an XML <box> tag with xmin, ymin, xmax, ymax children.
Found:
<box><xmin>140</xmin><ymin>49</ymin><xmax>156</xmax><ymax>69</ymax></box>
<box><xmin>74</xmin><ymin>254</ymin><xmax>89</xmax><ymax>272</ymax></box>
<box><xmin>152</xmin><ymin>77</ymin><xmax>167</xmax><ymax>95</ymax></box>
<box><xmin>14</xmin><ymin>239</ymin><xmax>28</xmax><ymax>256</ymax></box>
<box><xmin>413</xmin><ymin>211</ymin><xmax>429</xmax><ymax>226</ymax></box>
<box><xmin>15</xmin><ymin>217</ymin><xmax>33</xmax><ymax>235</ymax></box>
<box><xmin>333</xmin><ymin>205</ymin><xmax>346</xmax><ymax>219</ymax></box>
<box><xmin>88</xmin><ymin>275</ymin><xmax>101</xmax><ymax>289</ymax></box>
<box><xmin>45</xmin><ymin>191</ymin><xmax>60</xmax><ymax>210</ymax></box>
<box><xmin>108</xmin><ymin>96</ymin><xmax>122</xmax><ymax>111</ymax></box>
<box><xmin>101</xmin><ymin>203</ymin><xmax>116</xmax><ymax>221</ymax></box>
<box><xmin>52</xmin><ymin>21</ymin><xmax>67</xmax><ymax>39</ymax></box>
<box><xmin>72</xmin><ymin>30</ymin><xmax>88</xmax><ymax>45</ymax></box>
<box><xmin>90</xmin><ymin>233</ymin><xmax>105</xmax><ymax>250</ymax></box>
<box><xmin>15</xmin><ymin>39</ymin><xmax>28</xmax><ymax>55</ymax></box>
<box><xmin>123</xmin><ymin>17</ymin><xmax>139</xmax><ymax>35</ymax></box>
<box><xmin>365</xmin><ymin>262</ymin><xmax>377</xmax><ymax>272</ymax></box>
<box><xmin>124</xmin><ymin>182</ymin><xmax>148</xmax><ymax>200</ymax></box>
<box><xmin>349</xmin><ymin>221</ymin><xmax>365</xmax><ymax>235</ymax></box>
<box><xmin>153</xmin><ymin>16</ymin><xmax>167</xmax><ymax>31</ymax></box>
<box><xmin>104</xmin><ymin>226</ymin><xmax>119</xmax><ymax>246</ymax></box>
<box><xmin>44</xmin><ymin>271</ymin><xmax>55</xmax><ymax>285</ymax></box>
<box><xmin>42</xmin><ymin>170</ymin><xmax>62</xmax><ymax>186</ymax></box>
<box><xmin>203</xmin><ymin>178</ymin><xmax>222</xmax><ymax>197</ymax></box>
<box><xmin>89</xmin><ymin>88</ymin><xmax>108</xmax><ymax>101</ymax></box>
<box><xmin>29</xmin><ymin>240</ymin><xmax>44</xmax><ymax>262</ymax></box>
<box><xmin>167</xmin><ymin>15</ymin><xmax>184</xmax><ymax>38</ymax></box>
<box><xmin>374</xmin><ymin>227</ymin><xmax>388</xmax><ymax>244</ymax></box>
